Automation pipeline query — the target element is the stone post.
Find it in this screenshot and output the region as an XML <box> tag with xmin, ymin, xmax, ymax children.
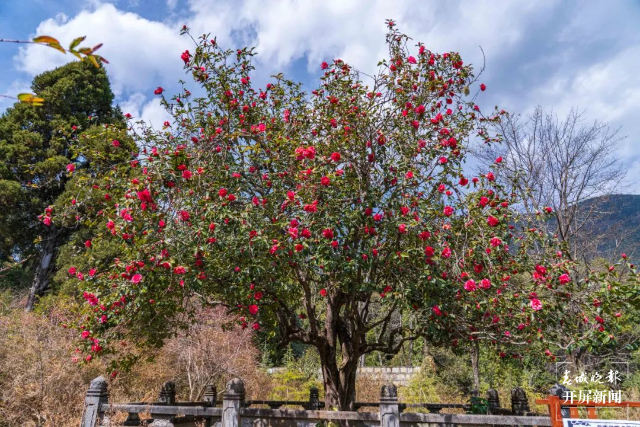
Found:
<box><xmin>511</xmin><ymin>387</ymin><xmax>530</xmax><ymax>416</ymax></box>
<box><xmin>204</xmin><ymin>384</ymin><xmax>218</xmax><ymax>406</ymax></box>
<box><xmin>151</xmin><ymin>381</ymin><xmax>177</xmax><ymax>427</ymax></box>
<box><xmin>487</xmin><ymin>388</ymin><xmax>500</xmax><ymax>414</ymax></box>
<box><xmin>550</xmin><ymin>383</ymin><xmax>571</xmax><ymax>419</ymax></box>
<box><xmin>204</xmin><ymin>384</ymin><xmax>218</xmax><ymax>427</ymax></box>
<box><xmin>380</xmin><ymin>383</ymin><xmax>399</xmax><ymax>427</ymax></box>
<box><xmin>308</xmin><ymin>386</ymin><xmax>321</xmax><ymax>410</ymax></box>
<box><xmin>80</xmin><ymin>376</ymin><xmax>109</xmax><ymax>427</ymax></box>
<box><xmin>222</xmin><ymin>378</ymin><xmax>245</xmax><ymax>427</ymax></box>
<box><xmin>159</xmin><ymin>381</ymin><xmax>177</xmax><ymax>405</ymax></box>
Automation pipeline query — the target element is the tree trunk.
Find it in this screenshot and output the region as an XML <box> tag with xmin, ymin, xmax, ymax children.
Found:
<box><xmin>320</xmin><ymin>349</ymin><xmax>359</xmax><ymax>410</ymax></box>
<box><xmin>25</xmin><ymin>225</ymin><xmax>64</xmax><ymax>311</ymax></box>
<box><xmin>470</xmin><ymin>340</ymin><xmax>481</xmax><ymax>392</ymax></box>
<box><xmin>318</xmin><ymin>294</ymin><xmax>360</xmax><ymax>411</ymax></box>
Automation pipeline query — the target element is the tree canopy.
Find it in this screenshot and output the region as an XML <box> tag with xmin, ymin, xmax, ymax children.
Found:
<box><xmin>47</xmin><ymin>22</ymin><xmax>638</xmax><ymax>409</ymax></box>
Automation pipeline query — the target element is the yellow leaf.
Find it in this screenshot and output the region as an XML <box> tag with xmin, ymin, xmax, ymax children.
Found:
<box><xmin>17</xmin><ymin>93</ymin><xmax>45</xmax><ymax>106</ymax></box>
<box><xmin>33</xmin><ymin>35</ymin><xmax>60</xmax><ymax>44</ymax></box>
<box><xmin>33</xmin><ymin>35</ymin><xmax>66</xmax><ymax>54</ymax></box>
<box><xmin>86</xmin><ymin>55</ymin><xmax>100</xmax><ymax>68</ymax></box>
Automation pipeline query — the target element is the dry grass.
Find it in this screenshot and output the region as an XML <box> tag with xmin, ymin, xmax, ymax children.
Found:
<box><xmin>0</xmin><ymin>298</ymin><xmax>270</xmax><ymax>427</ymax></box>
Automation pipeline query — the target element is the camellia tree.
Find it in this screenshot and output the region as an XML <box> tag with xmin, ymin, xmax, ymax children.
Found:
<box><xmin>48</xmin><ymin>22</ymin><xmax>638</xmax><ymax>409</ymax></box>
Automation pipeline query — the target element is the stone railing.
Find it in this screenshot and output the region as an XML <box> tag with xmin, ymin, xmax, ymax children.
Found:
<box><xmin>80</xmin><ymin>377</ymin><xmax>551</xmax><ymax>427</ymax></box>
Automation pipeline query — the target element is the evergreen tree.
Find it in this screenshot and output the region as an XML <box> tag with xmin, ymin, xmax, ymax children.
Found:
<box><xmin>0</xmin><ymin>61</ymin><xmax>127</xmax><ymax>309</ymax></box>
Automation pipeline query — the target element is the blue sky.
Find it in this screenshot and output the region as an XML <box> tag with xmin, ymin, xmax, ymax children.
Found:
<box><xmin>2</xmin><ymin>0</ymin><xmax>640</xmax><ymax>192</ymax></box>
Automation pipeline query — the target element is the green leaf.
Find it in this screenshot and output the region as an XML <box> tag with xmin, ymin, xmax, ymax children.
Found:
<box><xmin>69</xmin><ymin>36</ymin><xmax>86</xmax><ymax>50</ymax></box>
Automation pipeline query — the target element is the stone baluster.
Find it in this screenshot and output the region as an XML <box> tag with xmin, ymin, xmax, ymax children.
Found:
<box><xmin>151</xmin><ymin>381</ymin><xmax>177</xmax><ymax>427</ymax></box>
<box><xmin>80</xmin><ymin>376</ymin><xmax>109</xmax><ymax>427</ymax></box>
<box><xmin>380</xmin><ymin>383</ymin><xmax>399</xmax><ymax>427</ymax></box>
<box><xmin>511</xmin><ymin>387</ymin><xmax>530</xmax><ymax>416</ymax></box>
<box><xmin>222</xmin><ymin>379</ymin><xmax>245</xmax><ymax>427</ymax></box>
<box><xmin>204</xmin><ymin>384</ymin><xmax>218</xmax><ymax>427</ymax></box>
<box><xmin>487</xmin><ymin>388</ymin><xmax>500</xmax><ymax>414</ymax></box>
<box><xmin>308</xmin><ymin>386</ymin><xmax>321</xmax><ymax>410</ymax></box>
<box><xmin>550</xmin><ymin>383</ymin><xmax>571</xmax><ymax>419</ymax></box>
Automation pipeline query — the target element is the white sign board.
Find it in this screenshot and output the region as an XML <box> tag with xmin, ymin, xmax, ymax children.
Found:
<box><xmin>564</xmin><ymin>420</ymin><xmax>640</xmax><ymax>427</ymax></box>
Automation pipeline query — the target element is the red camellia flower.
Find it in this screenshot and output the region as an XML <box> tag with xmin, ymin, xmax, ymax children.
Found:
<box><xmin>464</xmin><ymin>280</ymin><xmax>476</xmax><ymax>292</ymax></box>
<box><xmin>487</xmin><ymin>216</ymin><xmax>499</xmax><ymax>227</ymax></box>
<box><xmin>66</xmin><ymin>164</ymin><xmax>75</xmax><ymax>173</ymax></box>
<box><xmin>131</xmin><ymin>274</ymin><xmax>142</xmax><ymax>284</ymax></box>
<box><xmin>137</xmin><ymin>188</ymin><xmax>153</xmax><ymax>203</ymax></box>
<box><xmin>154</xmin><ymin>87</ymin><xmax>164</xmax><ymax>95</ymax></box>
<box><xmin>443</xmin><ymin>206</ymin><xmax>454</xmax><ymax>216</ymax></box>
<box><xmin>330</xmin><ymin>152</ymin><xmax>341</xmax><ymax>162</ymax></box>
<box><xmin>480</xmin><ymin>83</ymin><xmax>486</xmax><ymax>91</ymax></box>
<box><xmin>558</xmin><ymin>274</ymin><xmax>571</xmax><ymax>284</ymax></box>
<box><xmin>84</xmin><ymin>240</ymin><xmax>92</xmax><ymax>248</ymax></box>
<box><xmin>320</xmin><ymin>176</ymin><xmax>330</xmax><ymax>186</ymax></box>
<box><xmin>321</xmin><ymin>61</ymin><xmax>328</xmax><ymax>70</ymax></box>
<box><xmin>181</xmin><ymin>50</ymin><xmax>191</xmax><ymax>63</ymax></box>
<box><xmin>322</xmin><ymin>229</ymin><xmax>334</xmax><ymax>239</ymax></box>
<box><xmin>249</xmin><ymin>304</ymin><xmax>259</xmax><ymax>315</ymax></box>
<box><xmin>398</xmin><ymin>224</ymin><xmax>407</xmax><ymax>234</ymax></box>
<box><xmin>432</xmin><ymin>305</ymin><xmax>442</xmax><ymax>316</ymax></box>
<box><xmin>320</xmin><ymin>288</ymin><xmax>327</xmax><ymax>297</ymax></box>
<box><xmin>530</xmin><ymin>298</ymin><xmax>543</xmax><ymax>311</ymax></box>
<box><xmin>219</xmin><ymin>188</ymin><xmax>228</xmax><ymax>197</ymax></box>
<box><xmin>180</xmin><ymin>210</ymin><xmax>190</xmax><ymax>221</ymax></box>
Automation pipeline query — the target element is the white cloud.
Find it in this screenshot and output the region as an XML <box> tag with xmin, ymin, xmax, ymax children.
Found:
<box><xmin>185</xmin><ymin>0</ymin><xmax>558</xmax><ymax>76</ymax></box>
<box><xmin>14</xmin><ymin>2</ymin><xmax>188</xmax><ymax>97</ymax></box>
<box><xmin>120</xmin><ymin>93</ymin><xmax>171</xmax><ymax>129</ymax></box>
<box><xmin>9</xmin><ymin>0</ymin><xmax>640</xmax><ymax>192</ymax></box>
